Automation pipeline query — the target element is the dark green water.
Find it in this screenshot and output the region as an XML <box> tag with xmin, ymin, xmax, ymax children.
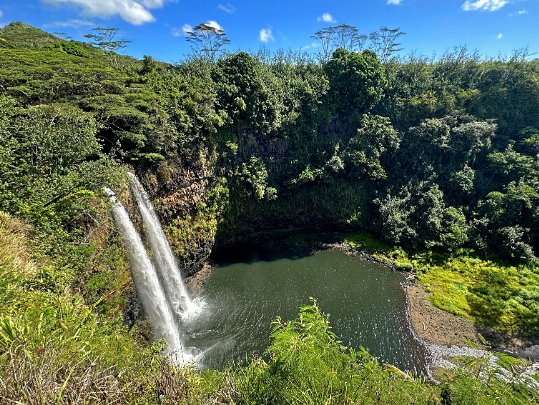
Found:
<box><xmin>185</xmin><ymin>250</ymin><xmax>428</xmax><ymax>374</ymax></box>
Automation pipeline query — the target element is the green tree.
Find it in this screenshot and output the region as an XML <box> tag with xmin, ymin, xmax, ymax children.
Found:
<box><xmin>346</xmin><ymin>114</ymin><xmax>400</xmax><ymax>180</ymax></box>
<box><xmin>84</xmin><ymin>27</ymin><xmax>130</xmax><ymax>68</ymax></box>
<box><xmin>487</xmin><ymin>145</ymin><xmax>536</xmax><ymax>186</ymax></box>
<box><xmin>84</xmin><ymin>27</ymin><xmax>130</xmax><ymax>54</ymax></box>
<box><xmin>185</xmin><ymin>23</ymin><xmax>230</xmax><ymax>62</ymax></box>
<box><xmin>472</xmin><ymin>181</ymin><xmax>538</xmax><ymax>260</ymax></box>
<box><xmin>369</xmin><ymin>26</ymin><xmax>405</xmax><ymax>62</ymax></box>
<box><xmin>324</xmin><ymin>48</ymin><xmax>386</xmax><ymax>122</ymax></box>
<box><xmin>376</xmin><ymin>182</ymin><xmax>468</xmax><ymax>250</ymax></box>
<box><xmin>312</xmin><ymin>24</ymin><xmax>367</xmax><ymax>63</ymax></box>
<box><xmin>214</xmin><ymin>52</ymin><xmax>285</xmax><ymax>137</ymax></box>
<box><xmin>470</xmin><ymin>59</ymin><xmax>539</xmax><ymax>141</ymax></box>
<box><xmin>515</xmin><ymin>126</ymin><xmax>539</xmax><ymax>157</ymax></box>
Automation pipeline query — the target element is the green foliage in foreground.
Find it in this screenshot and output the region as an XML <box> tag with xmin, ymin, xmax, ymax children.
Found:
<box><xmin>226</xmin><ymin>300</ymin><xmax>539</xmax><ymax>404</ymax></box>
<box><xmin>0</xmin><ymin>211</ymin><xmax>166</xmax><ymax>403</ymax></box>
<box><xmin>230</xmin><ymin>299</ymin><xmax>440</xmax><ymax>404</ymax></box>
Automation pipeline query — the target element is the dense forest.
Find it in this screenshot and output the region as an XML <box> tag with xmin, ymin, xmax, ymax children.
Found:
<box><xmin>0</xmin><ymin>22</ymin><xmax>538</xmax><ymax>403</ymax></box>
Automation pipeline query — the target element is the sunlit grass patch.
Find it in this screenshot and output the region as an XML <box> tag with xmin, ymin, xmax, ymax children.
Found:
<box><xmin>418</xmin><ymin>257</ymin><xmax>539</xmax><ymax>333</ymax></box>
<box><xmin>344</xmin><ymin>231</ymin><xmax>392</xmax><ymax>253</ymax></box>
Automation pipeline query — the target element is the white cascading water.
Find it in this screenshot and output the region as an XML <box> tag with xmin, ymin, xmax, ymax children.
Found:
<box><xmin>127</xmin><ymin>173</ymin><xmax>192</xmax><ymax>315</ymax></box>
<box><xmin>104</xmin><ymin>186</ymin><xmax>198</xmax><ymax>365</ymax></box>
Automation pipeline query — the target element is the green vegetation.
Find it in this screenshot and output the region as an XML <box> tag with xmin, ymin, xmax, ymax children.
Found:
<box><xmin>1</xmin><ymin>21</ymin><xmax>539</xmax><ymax>403</ymax></box>
<box><xmin>233</xmin><ymin>300</ymin><xmax>539</xmax><ymax>404</ymax></box>
<box><xmin>0</xmin><ymin>211</ymin><xmax>171</xmax><ymax>402</ymax></box>
<box><xmin>419</xmin><ymin>257</ymin><xmax>539</xmax><ymax>333</ymax></box>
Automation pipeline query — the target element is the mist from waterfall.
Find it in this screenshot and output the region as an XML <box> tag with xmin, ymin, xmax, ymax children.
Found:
<box><xmin>104</xmin><ymin>184</ymin><xmax>198</xmax><ymax>365</ymax></box>
<box><xmin>128</xmin><ymin>173</ymin><xmax>192</xmax><ymax>315</ymax></box>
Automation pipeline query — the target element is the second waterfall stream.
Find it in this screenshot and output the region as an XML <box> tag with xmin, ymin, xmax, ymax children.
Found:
<box><xmin>128</xmin><ymin>173</ymin><xmax>192</xmax><ymax>315</ymax></box>
<box><xmin>106</xmin><ymin>174</ymin><xmax>202</xmax><ymax>365</ymax></box>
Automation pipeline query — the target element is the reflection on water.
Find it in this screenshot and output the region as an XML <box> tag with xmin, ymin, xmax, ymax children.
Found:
<box><xmin>184</xmin><ymin>250</ymin><xmax>428</xmax><ymax>375</ymax></box>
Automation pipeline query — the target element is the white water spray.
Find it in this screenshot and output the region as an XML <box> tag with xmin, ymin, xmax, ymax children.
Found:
<box><xmin>104</xmin><ymin>186</ymin><xmax>198</xmax><ymax>365</ymax></box>
<box><xmin>127</xmin><ymin>173</ymin><xmax>192</xmax><ymax>315</ymax></box>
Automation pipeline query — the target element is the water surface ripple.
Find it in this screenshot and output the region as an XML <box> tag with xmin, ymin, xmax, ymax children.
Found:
<box><xmin>185</xmin><ymin>250</ymin><xmax>428</xmax><ymax>374</ymax></box>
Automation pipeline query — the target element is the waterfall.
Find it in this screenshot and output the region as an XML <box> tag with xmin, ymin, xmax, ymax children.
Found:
<box><xmin>127</xmin><ymin>173</ymin><xmax>192</xmax><ymax>315</ymax></box>
<box><xmin>104</xmin><ymin>186</ymin><xmax>196</xmax><ymax>365</ymax></box>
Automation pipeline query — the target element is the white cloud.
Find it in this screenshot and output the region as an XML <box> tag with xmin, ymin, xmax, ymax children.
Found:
<box><xmin>140</xmin><ymin>0</ymin><xmax>164</xmax><ymax>6</ymax></box>
<box><xmin>259</xmin><ymin>27</ymin><xmax>274</xmax><ymax>43</ymax></box>
<box><xmin>387</xmin><ymin>0</ymin><xmax>402</xmax><ymax>5</ymax></box>
<box><xmin>45</xmin><ymin>18</ymin><xmax>95</xmax><ymax>28</ymax></box>
<box><xmin>41</xmin><ymin>0</ymin><xmax>167</xmax><ymax>25</ymax></box>
<box><xmin>317</xmin><ymin>12</ymin><xmax>336</xmax><ymax>23</ymax></box>
<box><xmin>172</xmin><ymin>24</ymin><xmax>192</xmax><ymax>37</ymax></box>
<box><xmin>510</xmin><ymin>9</ymin><xmax>528</xmax><ymax>16</ymax></box>
<box><xmin>301</xmin><ymin>42</ymin><xmax>319</xmax><ymax>51</ymax></box>
<box><xmin>497</xmin><ymin>32</ymin><xmax>503</xmax><ymax>39</ymax></box>
<box><xmin>182</xmin><ymin>23</ymin><xmax>193</xmax><ymax>34</ymax></box>
<box><xmin>0</xmin><ymin>9</ymin><xmax>3</xmax><ymax>18</ymax></box>
<box><xmin>218</xmin><ymin>3</ymin><xmax>235</xmax><ymax>14</ymax></box>
<box><xmin>205</xmin><ymin>20</ymin><xmax>223</xmax><ymax>31</ymax></box>
<box><xmin>462</xmin><ymin>0</ymin><xmax>509</xmax><ymax>12</ymax></box>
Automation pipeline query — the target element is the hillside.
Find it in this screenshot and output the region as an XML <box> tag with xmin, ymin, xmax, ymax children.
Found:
<box><xmin>0</xmin><ymin>21</ymin><xmax>62</xmax><ymax>48</ymax></box>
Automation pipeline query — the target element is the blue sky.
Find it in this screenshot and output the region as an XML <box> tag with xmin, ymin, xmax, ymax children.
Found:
<box><xmin>0</xmin><ymin>1</ymin><xmax>538</xmax><ymax>62</ymax></box>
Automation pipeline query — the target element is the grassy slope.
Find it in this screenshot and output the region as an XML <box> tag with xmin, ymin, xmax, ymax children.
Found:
<box><xmin>0</xmin><ymin>210</ymin><xmax>157</xmax><ymax>402</ymax></box>
<box><xmin>0</xmin><ymin>22</ymin><xmax>64</xmax><ymax>49</ymax></box>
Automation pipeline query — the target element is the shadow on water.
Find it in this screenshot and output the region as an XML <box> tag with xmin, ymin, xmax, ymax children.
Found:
<box><xmin>194</xmin><ymin>239</ymin><xmax>429</xmax><ymax>376</ymax></box>
<box><xmin>210</xmin><ymin>232</ymin><xmax>343</xmax><ymax>265</ymax></box>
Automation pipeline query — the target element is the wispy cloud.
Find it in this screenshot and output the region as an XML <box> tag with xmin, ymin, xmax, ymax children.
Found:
<box><xmin>206</xmin><ymin>20</ymin><xmax>223</xmax><ymax>31</ymax></box>
<box><xmin>45</xmin><ymin>18</ymin><xmax>95</xmax><ymax>28</ymax></box>
<box><xmin>387</xmin><ymin>0</ymin><xmax>403</xmax><ymax>5</ymax></box>
<box><xmin>0</xmin><ymin>9</ymin><xmax>3</xmax><ymax>18</ymax></box>
<box><xmin>259</xmin><ymin>27</ymin><xmax>274</xmax><ymax>43</ymax></box>
<box><xmin>497</xmin><ymin>32</ymin><xmax>503</xmax><ymax>39</ymax></box>
<box><xmin>317</xmin><ymin>12</ymin><xmax>336</xmax><ymax>23</ymax></box>
<box><xmin>172</xmin><ymin>23</ymin><xmax>192</xmax><ymax>37</ymax></box>
<box><xmin>182</xmin><ymin>23</ymin><xmax>192</xmax><ymax>34</ymax></box>
<box><xmin>41</xmin><ymin>0</ymin><xmax>167</xmax><ymax>25</ymax></box>
<box><xmin>462</xmin><ymin>0</ymin><xmax>509</xmax><ymax>12</ymax></box>
<box><xmin>218</xmin><ymin>3</ymin><xmax>235</xmax><ymax>14</ymax></box>
<box><xmin>301</xmin><ymin>42</ymin><xmax>319</xmax><ymax>51</ymax></box>
<box><xmin>509</xmin><ymin>9</ymin><xmax>528</xmax><ymax>16</ymax></box>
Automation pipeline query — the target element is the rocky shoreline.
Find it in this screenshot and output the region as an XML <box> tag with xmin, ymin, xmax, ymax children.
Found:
<box><xmin>405</xmin><ymin>278</ymin><xmax>539</xmax><ymax>362</ymax></box>
<box><xmin>405</xmin><ymin>284</ymin><xmax>539</xmax><ymax>381</ymax></box>
<box><xmin>405</xmin><ymin>284</ymin><xmax>480</xmax><ymax>347</ymax></box>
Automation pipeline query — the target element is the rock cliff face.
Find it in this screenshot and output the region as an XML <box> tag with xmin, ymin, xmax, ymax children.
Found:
<box><xmin>139</xmin><ymin>156</ymin><xmax>220</xmax><ymax>277</ymax></box>
<box><xmin>137</xmin><ymin>147</ymin><xmax>373</xmax><ymax>276</ymax></box>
